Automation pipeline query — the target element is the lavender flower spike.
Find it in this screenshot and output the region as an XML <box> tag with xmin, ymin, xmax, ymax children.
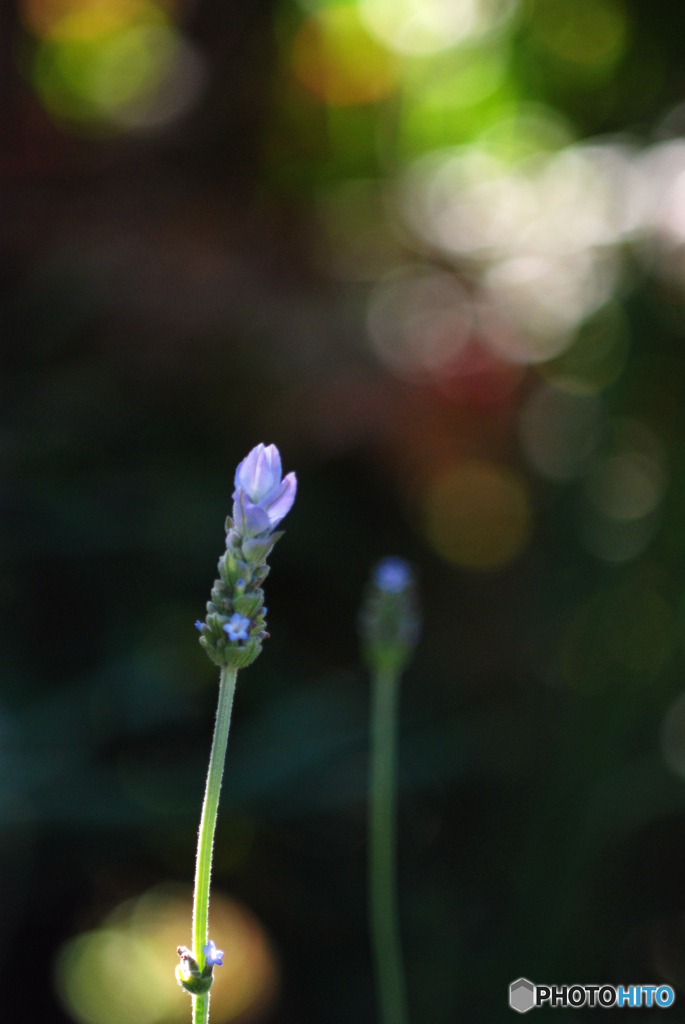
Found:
<box><xmin>232</xmin><ymin>443</ymin><xmax>297</xmax><ymax>536</ymax></box>
<box><xmin>197</xmin><ymin>443</ymin><xmax>296</xmax><ymax>670</ymax></box>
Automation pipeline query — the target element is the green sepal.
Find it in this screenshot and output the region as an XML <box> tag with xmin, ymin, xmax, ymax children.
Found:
<box><xmin>210</xmin><ymin>580</ymin><xmax>232</xmax><ymax>612</ymax></box>
<box><xmin>252</xmin><ymin>564</ymin><xmax>270</xmax><ymax>585</ymax></box>
<box><xmin>200</xmin><ymin>633</ymin><xmax>263</xmax><ymax>669</ymax></box>
<box><xmin>176</xmin><ymin>947</ymin><xmax>214</xmax><ymax>996</ymax></box>
<box><xmin>242</xmin><ymin>532</ymin><xmax>283</xmax><ymax>565</ymax></box>
<box><xmin>220</xmin><ymin>550</ymin><xmax>249</xmax><ymax>587</ymax></box>
<box><xmin>233</xmin><ymin>592</ymin><xmax>263</xmax><ymax>617</ymax></box>
<box><xmin>199</xmin><ymin>636</ymin><xmax>224</xmax><ymax>667</ymax></box>
<box><xmin>198</xmin><ymin>515</ymin><xmax>287</xmax><ymax>670</ymax></box>
<box><xmin>205</xmin><ymin>612</ymin><xmax>228</xmax><ymax>638</ymax></box>
<box><xmin>175</xmin><ymin>965</ymin><xmax>214</xmax><ymax>996</ymax></box>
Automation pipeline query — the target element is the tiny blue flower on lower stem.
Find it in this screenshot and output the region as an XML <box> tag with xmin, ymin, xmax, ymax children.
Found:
<box><xmin>223</xmin><ymin>613</ymin><xmax>251</xmax><ymax>641</ymax></box>
<box><xmin>195</xmin><ymin>621</ymin><xmax>204</xmax><ymax>631</ymax></box>
<box><xmin>202</xmin><ymin>941</ymin><xmax>224</xmax><ymax>967</ymax></box>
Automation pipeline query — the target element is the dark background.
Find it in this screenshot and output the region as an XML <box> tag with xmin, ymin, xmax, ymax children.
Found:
<box><xmin>5</xmin><ymin>0</ymin><xmax>685</xmax><ymax>1020</ymax></box>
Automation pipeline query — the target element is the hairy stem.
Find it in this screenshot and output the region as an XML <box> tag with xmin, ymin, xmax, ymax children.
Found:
<box><xmin>369</xmin><ymin>665</ymin><xmax>409</xmax><ymax>1024</ymax></box>
<box><xmin>191</xmin><ymin>664</ymin><xmax>238</xmax><ymax>1024</ymax></box>
<box><xmin>193</xmin><ymin>993</ymin><xmax>209</xmax><ymax>1024</ymax></box>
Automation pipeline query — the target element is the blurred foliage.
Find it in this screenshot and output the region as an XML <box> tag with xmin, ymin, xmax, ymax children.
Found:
<box><xmin>6</xmin><ymin>0</ymin><xmax>685</xmax><ymax>1021</ymax></box>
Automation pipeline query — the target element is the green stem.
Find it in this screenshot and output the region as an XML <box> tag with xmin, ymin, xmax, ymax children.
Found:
<box><xmin>369</xmin><ymin>665</ymin><xmax>409</xmax><ymax>1024</ymax></box>
<box><xmin>193</xmin><ymin>993</ymin><xmax>209</xmax><ymax>1024</ymax></box>
<box><xmin>191</xmin><ymin>664</ymin><xmax>239</xmax><ymax>1024</ymax></box>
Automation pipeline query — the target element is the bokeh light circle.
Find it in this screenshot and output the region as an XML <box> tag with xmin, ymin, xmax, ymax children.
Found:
<box><xmin>482</xmin><ymin>249</ymin><xmax>619</xmax><ymax>361</ymax></box>
<box><xmin>400</xmin><ymin>130</ymin><xmax>630</xmax><ymax>357</ymax></box>
<box><xmin>30</xmin><ymin>0</ymin><xmax>202</xmax><ymax>130</ymax></box>
<box><xmin>602</xmin><ymin>587</ymin><xmax>673</xmax><ymax>674</ymax></box>
<box><xmin>423</xmin><ymin>459</ymin><xmax>532</xmax><ymax>568</ymax></box>
<box><xmin>537</xmin><ymin>300</ymin><xmax>630</xmax><ymax>395</ymax></box>
<box><xmin>578</xmin><ymin>506</ymin><xmax>659</xmax><ymax>563</ymax></box>
<box><xmin>519</xmin><ymin>381</ymin><xmax>603</xmax><ymax>482</ymax></box>
<box><xmin>662</xmin><ymin>690</ymin><xmax>685</xmax><ymax>780</ymax></box>
<box><xmin>291</xmin><ymin>5</ymin><xmax>397</xmax><ymax>105</ymax></box>
<box><xmin>367</xmin><ymin>264</ymin><xmax>472</xmax><ymax>379</ymax></box>
<box><xmin>56</xmin><ymin>929</ymin><xmax>173</xmax><ymax>1024</ymax></box>
<box><xmin>84</xmin><ymin>23</ymin><xmax>178</xmax><ymax>110</ymax></box>
<box><xmin>582</xmin><ymin>418</ymin><xmax>666</xmax><ymax>519</ymax></box>
<box><xmin>577</xmin><ymin>418</ymin><xmax>666</xmax><ymax>562</ymax></box>
<box><xmin>55</xmin><ymin>886</ymin><xmax>278</xmax><ymax>1024</ymax></box>
<box><xmin>110</xmin><ymin>36</ymin><xmax>207</xmax><ymax>131</ymax></box>
<box><xmin>529</xmin><ymin>0</ymin><xmax>629</xmax><ymax>73</ymax></box>
<box><xmin>562</xmin><ymin>585</ymin><xmax>674</xmax><ymax>687</ymax></box>
<box><xmin>358</xmin><ymin>0</ymin><xmax>519</xmax><ymax>55</ymax></box>
<box><xmin>584</xmin><ymin>452</ymin><xmax>664</xmax><ymax>521</ymax></box>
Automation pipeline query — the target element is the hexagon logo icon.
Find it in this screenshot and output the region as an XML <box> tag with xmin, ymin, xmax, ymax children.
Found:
<box><xmin>510</xmin><ymin>978</ymin><xmax>535</xmax><ymax>1013</ymax></box>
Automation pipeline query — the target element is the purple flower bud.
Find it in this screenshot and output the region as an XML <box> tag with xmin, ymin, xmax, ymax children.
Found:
<box><xmin>261</xmin><ymin>471</ymin><xmax>297</xmax><ymax>527</ymax></box>
<box><xmin>202</xmin><ymin>940</ymin><xmax>224</xmax><ymax>967</ymax></box>
<box><xmin>235</xmin><ymin>444</ymin><xmax>282</xmax><ymax>502</ymax></box>
<box><xmin>232</xmin><ymin>444</ymin><xmax>297</xmax><ymax>536</ymax></box>
<box><xmin>232</xmin><ymin>488</ymin><xmax>272</xmax><ymax>537</ymax></box>
<box><xmin>374</xmin><ymin>557</ymin><xmax>412</xmax><ymax>593</ymax></box>
<box><xmin>223</xmin><ymin>613</ymin><xmax>251</xmax><ymax>641</ymax></box>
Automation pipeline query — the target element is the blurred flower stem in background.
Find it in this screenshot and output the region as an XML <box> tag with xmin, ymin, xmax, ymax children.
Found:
<box><xmin>177</xmin><ymin>445</ymin><xmax>296</xmax><ymax>1023</ymax></box>
<box><xmin>361</xmin><ymin>559</ymin><xmax>421</xmax><ymax>1024</ymax></box>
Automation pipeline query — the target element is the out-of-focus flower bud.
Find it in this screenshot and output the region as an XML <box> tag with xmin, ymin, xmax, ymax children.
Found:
<box><xmin>360</xmin><ymin>557</ymin><xmax>421</xmax><ymax>673</ymax></box>
<box><xmin>374</xmin><ymin>556</ymin><xmax>413</xmax><ymax>593</ymax></box>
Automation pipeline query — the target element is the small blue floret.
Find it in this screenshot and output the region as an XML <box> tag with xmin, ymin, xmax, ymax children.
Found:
<box><xmin>195</xmin><ymin>620</ymin><xmax>203</xmax><ymax>630</ymax></box>
<box><xmin>223</xmin><ymin>613</ymin><xmax>251</xmax><ymax>641</ymax></box>
<box><xmin>203</xmin><ymin>940</ymin><xmax>224</xmax><ymax>967</ymax></box>
<box><xmin>374</xmin><ymin>557</ymin><xmax>412</xmax><ymax>593</ymax></box>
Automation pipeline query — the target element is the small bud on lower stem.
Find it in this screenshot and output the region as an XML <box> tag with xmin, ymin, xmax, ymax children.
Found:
<box><xmin>175</xmin><ymin>947</ymin><xmax>214</xmax><ymax>995</ymax></box>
